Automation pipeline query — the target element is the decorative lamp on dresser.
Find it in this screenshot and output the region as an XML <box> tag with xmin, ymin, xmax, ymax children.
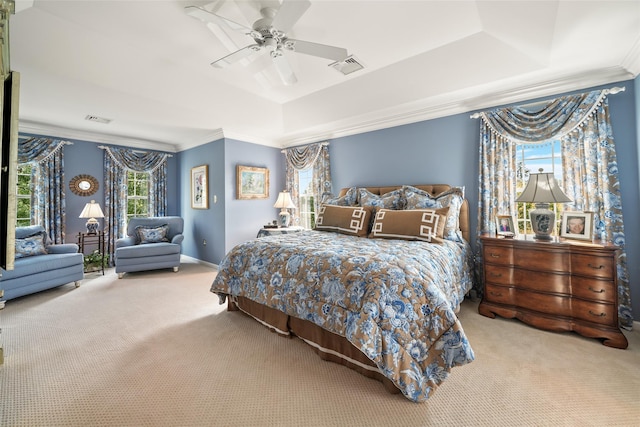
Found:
<box><xmin>478</xmin><ymin>234</ymin><xmax>628</xmax><ymax>349</ymax></box>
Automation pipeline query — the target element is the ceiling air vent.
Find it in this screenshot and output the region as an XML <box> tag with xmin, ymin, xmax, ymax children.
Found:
<box><xmin>85</xmin><ymin>115</ymin><xmax>112</xmax><ymax>124</ymax></box>
<box><xmin>330</xmin><ymin>55</ymin><xmax>364</xmax><ymax>76</ymax></box>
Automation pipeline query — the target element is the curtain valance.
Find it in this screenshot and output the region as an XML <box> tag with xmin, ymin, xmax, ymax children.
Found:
<box><xmin>478</xmin><ymin>87</ymin><xmax>624</xmax><ymax>144</ymax></box>
<box><xmin>100</xmin><ymin>146</ymin><xmax>171</xmax><ymax>173</ymax></box>
<box><xmin>18</xmin><ymin>137</ymin><xmax>72</xmax><ymax>164</ymax></box>
<box><xmin>282</xmin><ymin>142</ymin><xmax>328</xmax><ymax>170</ymax></box>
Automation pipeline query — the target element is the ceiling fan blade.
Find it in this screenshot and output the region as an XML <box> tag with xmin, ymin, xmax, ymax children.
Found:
<box><xmin>271</xmin><ymin>52</ymin><xmax>297</xmax><ymax>86</ymax></box>
<box><xmin>271</xmin><ymin>0</ymin><xmax>311</xmax><ymax>33</ymax></box>
<box><xmin>185</xmin><ymin>6</ymin><xmax>258</xmax><ymax>38</ymax></box>
<box><xmin>284</xmin><ymin>39</ymin><xmax>348</xmax><ymax>62</ymax></box>
<box><xmin>211</xmin><ymin>44</ymin><xmax>262</xmax><ymax>68</ymax></box>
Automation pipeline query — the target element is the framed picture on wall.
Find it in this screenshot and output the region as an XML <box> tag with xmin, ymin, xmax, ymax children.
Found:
<box><xmin>561</xmin><ymin>211</ymin><xmax>593</xmax><ymax>240</ymax></box>
<box><xmin>237</xmin><ymin>165</ymin><xmax>269</xmax><ymax>200</ymax></box>
<box><xmin>191</xmin><ymin>164</ymin><xmax>208</xmax><ymax>209</ymax></box>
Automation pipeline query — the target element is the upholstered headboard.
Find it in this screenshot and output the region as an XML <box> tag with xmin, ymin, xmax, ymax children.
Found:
<box><xmin>338</xmin><ymin>185</ymin><xmax>470</xmax><ymax>242</ymax></box>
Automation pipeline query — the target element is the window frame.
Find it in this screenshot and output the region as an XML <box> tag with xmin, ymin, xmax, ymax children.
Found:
<box><xmin>126</xmin><ymin>170</ymin><xmax>151</xmax><ymax>220</ymax></box>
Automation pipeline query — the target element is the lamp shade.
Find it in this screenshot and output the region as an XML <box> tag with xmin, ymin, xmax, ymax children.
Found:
<box><xmin>273</xmin><ymin>191</ymin><xmax>296</xmax><ymax>209</ymax></box>
<box><xmin>515</xmin><ymin>169</ymin><xmax>571</xmax><ymax>203</ymax></box>
<box><xmin>274</xmin><ymin>191</ymin><xmax>296</xmax><ymax>227</ymax></box>
<box><xmin>79</xmin><ymin>200</ymin><xmax>105</xmax><ymax>219</ymax></box>
<box><xmin>79</xmin><ymin>200</ymin><xmax>104</xmax><ymax>234</ymax></box>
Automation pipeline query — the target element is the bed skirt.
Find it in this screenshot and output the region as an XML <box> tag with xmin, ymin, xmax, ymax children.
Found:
<box><xmin>230</xmin><ymin>295</ymin><xmax>400</xmax><ymax>394</ymax></box>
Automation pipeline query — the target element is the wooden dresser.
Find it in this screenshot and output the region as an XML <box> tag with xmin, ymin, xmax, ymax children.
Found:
<box><xmin>479</xmin><ymin>235</ymin><xmax>628</xmax><ymax>349</ymax></box>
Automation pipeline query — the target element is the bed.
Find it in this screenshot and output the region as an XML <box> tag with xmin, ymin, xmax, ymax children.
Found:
<box><xmin>211</xmin><ymin>185</ymin><xmax>475</xmax><ymax>402</ymax></box>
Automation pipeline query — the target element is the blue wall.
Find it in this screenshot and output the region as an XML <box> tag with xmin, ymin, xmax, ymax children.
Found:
<box><xmin>330</xmin><ymin>113</ymin><xmax>480</xmax><ymax>241</ymax></box>
<box><xmin>177</xmin><ymin>138</ymin><xmax>226</xmax><ymax>265</ymax></box>
<box><xmin>177</xmin><ymin>137</ymin><xmax>284</xmax><ymax>264</ymax></box>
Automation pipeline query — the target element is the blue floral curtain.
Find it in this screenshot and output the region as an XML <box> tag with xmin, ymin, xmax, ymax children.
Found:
<box><xmin>477</xmin><ymin>88</ymin><xmax>632</xmax><ymax>329</ymax></box>
<box><xmin>283</xmin><ymin>142</ymin><xmax>331</xmax><ymax>226</ymax></box>
<box><xmin>101</xmin><ymin>146</ymin><xmax>170</xmax><ymax>260</ymax></box>
<box><xmin>18</xmin><ymin>137</ymin><xmax>71</xmax><ymax>243</ymax></box>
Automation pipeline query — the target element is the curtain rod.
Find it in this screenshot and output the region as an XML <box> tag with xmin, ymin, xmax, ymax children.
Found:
<box><xmin>469</xmin><ymin>86</ymin><xmax>626</xmax><ymax>119</ymax></box>
<box><xmin>97</xmin><ymin>145</ymin><xmax>173</xmax><ymax>157</ymax></box>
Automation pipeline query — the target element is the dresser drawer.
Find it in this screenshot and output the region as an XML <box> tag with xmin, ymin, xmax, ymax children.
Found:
<box><xmin>483</xmin><ymin>245</ymin><xmax>513</xmax><ymax>265</ymax></box>
<box><xmin>571</xmin><ymin>277</ymin><xmax>616</xmax><ymax>303</ymax></box>
<box><xmin>514</xmin><ymin>248</ymin><xmax>569</xmax><ymax>273</ymax></box>
<box><xmin>484</xmin><ymin>284</ymin><xmax>515</xmax><ymax>305</ymax></box>
<box><xmin>571</xmin><ymin>299</ymin><xmax>617</xmax><ymax>326</ymax></box>
<box><xmin>485</xmin><ymin>265</ymin><xmax>570</xmax><ymax>295</ymax></box>
<box><xmin>571</xmin><ymin>254</ymin><xmax>614</xmax><ymax>279</ymax></box>
<box><xmin>484</xmin><ymin>265</ymin><xmax>514</xmax><ymax>286</ymax></box>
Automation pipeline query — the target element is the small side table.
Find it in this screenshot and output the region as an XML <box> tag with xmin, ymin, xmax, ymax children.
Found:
<box><xmin>77</xmin><ymin>231</ymin><xmax>106</xmax><ymax>275</ymax></box>
<box><xmin>257</xmin><ymin>226</ymin><xmax>304</xmax><ymax>238</ymax></box>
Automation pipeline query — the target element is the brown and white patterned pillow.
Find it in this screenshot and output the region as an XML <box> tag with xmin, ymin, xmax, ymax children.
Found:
<box><xmin>369</xmin><ymin>208</ymin><xmax>447</xmax><ymax>243</ymax></box>
<box><xmin>315</xmin><ymin>205</ymin><xmax>373</xmax><ymax>237</ymax></box>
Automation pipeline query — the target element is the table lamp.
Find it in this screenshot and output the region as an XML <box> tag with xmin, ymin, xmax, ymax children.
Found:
<box><xmin>273</xmin><ymin>191</ymin><xmax>296</xmax><ymax>227</ymax></box>
<box><xmin>79</xmin><ymin>200</ymin><xmax>105</xmax><ymax>234</ymax></box>
<box><xmin>516</xmin><ymin>169</ymin><xmax>571</xmax><ymax>240</ymax></box>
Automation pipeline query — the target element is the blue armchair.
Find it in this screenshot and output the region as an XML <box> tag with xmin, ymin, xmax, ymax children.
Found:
<box><xmin>114</xmin><ymin>216</ymin><xmax>184</xmax><ymax>279</ymax></box>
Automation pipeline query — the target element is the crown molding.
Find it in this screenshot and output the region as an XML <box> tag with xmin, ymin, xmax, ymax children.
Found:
<box><xmin>275</xmin><ymin>66</ymin><xmax>635</xmax><ymax>148</ymax></box>
<box><xmin>19</xmin><ymin>120</ymin><xmax>180</xmax><ymax>153</ymax></box>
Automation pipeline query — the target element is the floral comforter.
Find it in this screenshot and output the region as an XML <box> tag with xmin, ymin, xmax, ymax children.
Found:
<box><xmin>211</xmin><ymin>230</ymin><xmax>475</xmax><ymax>402</ymax></box>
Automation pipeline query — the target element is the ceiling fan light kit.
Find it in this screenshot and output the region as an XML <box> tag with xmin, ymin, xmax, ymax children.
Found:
<box><xmin>186</xmin><ymin>0</ymin><xmax>351</xmax><ymax>85</ymax></box>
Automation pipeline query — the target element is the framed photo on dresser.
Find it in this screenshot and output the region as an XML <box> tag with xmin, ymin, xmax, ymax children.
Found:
<box><xmin>561</xmin><ymin>211</ymin><xmax>593</xmax><ymax>240</ymax></box>
<box><xmin>495</xmin><ymin>215</ymin><xmax>516</xmax><ymax>237</ymax></box>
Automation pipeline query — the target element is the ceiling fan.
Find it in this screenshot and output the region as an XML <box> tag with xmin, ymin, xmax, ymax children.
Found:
<box><xmin>185</xmin><ymin>0</ymin><xmax>349</xmax><ymax>85</ymax></box>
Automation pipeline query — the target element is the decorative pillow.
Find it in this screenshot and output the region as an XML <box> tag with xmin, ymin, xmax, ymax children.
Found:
<box><xmin>370</xmin><ymin>208</ymin><xmax>447</xmax><ymax>243</ymax></box>
<box><xmin>15</xmin><ymin>233</ymin><xmax>48</xmax><ymax>259</ymax></box>
<box><xmin>321</xmin><ymin>187</ymin><xmax>358</xmax><ymax>206</ymax></box>
<box><xmin>314</xmin><ymin>205</ymin><xmax>372</xmax><ymax>237</ymax></box>
<box><xmin>135</xmin><ymin>224</ymin><xmax>170</xmax><ymax>244</ymax></box>
<box><xmin>358</xmin><ymin>188</ymin><xmax>405</xmax><ymax>231</ymax></box>
<box><xmin>402</xmin><ymin>186</ymin><xmax>465</xmax><ymax>242</ymax></box>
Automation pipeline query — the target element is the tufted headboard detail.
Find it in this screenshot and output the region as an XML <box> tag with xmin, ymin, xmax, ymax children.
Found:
<box><xmin>338</xmin><ymin>185</ymin><xmax>470</xmax><ymax>242</ymax></box>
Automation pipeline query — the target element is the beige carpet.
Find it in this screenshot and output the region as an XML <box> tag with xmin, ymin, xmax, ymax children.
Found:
<box><xmin>1</xmin><ymin>260</ymin><xmax>638</xmax><ymax>427</ymax></box>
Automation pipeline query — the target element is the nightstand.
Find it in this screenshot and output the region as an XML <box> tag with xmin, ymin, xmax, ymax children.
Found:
<box><xmin>257</xmin><ymin>226</ymin><xmax>304</xmax><ymax>238</ymax></box>
<box><xmin>479</xmin><ymin>235</ymin><xmax>628</xmax><ymax>349</ymax></box>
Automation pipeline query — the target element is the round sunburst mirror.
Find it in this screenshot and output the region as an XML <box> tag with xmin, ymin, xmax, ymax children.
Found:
<box><xmin>69</xmin><ymin>174</ymin><xmax>99</xmax><ymax>197</ymax></box>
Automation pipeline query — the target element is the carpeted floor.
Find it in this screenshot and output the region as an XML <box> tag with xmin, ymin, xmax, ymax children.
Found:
<box><xmin>1</xmin><ymin>259</ymin><xmax>638</xmax><ymax>427</ymax></box>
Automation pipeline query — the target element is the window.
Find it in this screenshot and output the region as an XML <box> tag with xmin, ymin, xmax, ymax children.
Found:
<box><xmin>127</xmin><ymin>171</ymin><xmax>150</xmax><ymax>220</ymax></box>
<box><xmin>297</xmin><ymin>168</ymin><xmax>316</xmax><ymax>229</ymax></box>
<box><xmin>515</xmin><ymin>140</ymin><xmax>565</xmax><ymax>234</ymax></box>
<box><xmin>16</xmin><ymin>163</ymin><xmax>32</xmax><ymax>226</ymax></box>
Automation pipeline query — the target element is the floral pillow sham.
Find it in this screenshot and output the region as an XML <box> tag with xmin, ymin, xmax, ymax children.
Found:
<box><xmin>15</xmin><ymin>232</ymin><xmax>48</xmax><ymax>259</ymax></box>
<box><xmin>135</xmin><ymin>224</ymin><xmax>170</xmax><ymax>244</ymax></box>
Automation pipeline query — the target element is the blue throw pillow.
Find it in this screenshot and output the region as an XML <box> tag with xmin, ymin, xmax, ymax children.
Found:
<box><xmin>15</xmin><ymin>233</ymin><xmax>48</xmax><ymax>259</ymax></box>
<box><xmin>135</xmin><ymin>224</ymin><xmax>170</xmax><ymax>244</ymax></box>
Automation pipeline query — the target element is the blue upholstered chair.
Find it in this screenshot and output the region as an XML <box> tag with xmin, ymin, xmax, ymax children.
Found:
<box><xmin>114</xmin><ymin>216</ymin><xmax>184</xmax><ymax>279</ymax></box>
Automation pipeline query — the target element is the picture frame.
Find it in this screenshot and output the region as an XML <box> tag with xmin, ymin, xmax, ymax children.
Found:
<box><xmin>237</xmin><ymin>165</ymin><xmax>269</xmax><ymax>200</ymax></box>
<box><xmin>561</xmin><ymin>211</ymin><xmax>593</xmax><ymax>240</ymax></box>
<box><xmin>191</xmin><ymin>164</ymin><xmax>208</xmax><ymax>209</ymax></box>
<box><xmin>495</xmin><ymin>215</ymin><xmax>516</xmax><ymax>237</ymax></box>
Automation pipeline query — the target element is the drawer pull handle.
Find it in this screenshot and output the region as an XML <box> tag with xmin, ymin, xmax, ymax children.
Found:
<box><xmin>490</xmin><ymin>291</ymin><xmax>502</xmax><ymax>297</ymax></box>
<box><xmin>490</xmin><ymin>272</ymin><xmax>502</xmax><ymax>278</ymax></box>
<box><xmin>490</xmin><ymin>253</ymin><xmax>501</xmax><ymax>258</ymax></box>
<box><xmin>588</xmin><ymin>286</ymin><xmax>605</xmax><ymax>294</ymax></box>
<box><xmin>588</xmin><ymin>263</ymin><xmax>604</xmax><ymax>270</ymax></box>
<box><xmin>588</xmin><ymin>310</ymin><xmax>606</xmax><ymax>318</ymax></box>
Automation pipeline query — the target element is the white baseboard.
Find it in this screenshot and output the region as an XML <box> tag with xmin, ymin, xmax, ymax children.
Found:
<box><xmin>180</xmin><ymin>255</ymin><xmax>218</xmax><ymax>271</ymax></box>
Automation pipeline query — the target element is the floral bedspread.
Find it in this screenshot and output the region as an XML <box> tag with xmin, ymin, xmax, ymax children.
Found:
<box><xmin>211</xmin><ymin>230</ymin><xmax>475</xmax><ymax>402</ymax></box>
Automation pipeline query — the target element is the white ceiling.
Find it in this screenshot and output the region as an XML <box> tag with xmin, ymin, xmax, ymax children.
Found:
<box><xmin>10</xmin><ymin>0</ymin><xmax>640</xmax><ymax>153</ymax></box>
